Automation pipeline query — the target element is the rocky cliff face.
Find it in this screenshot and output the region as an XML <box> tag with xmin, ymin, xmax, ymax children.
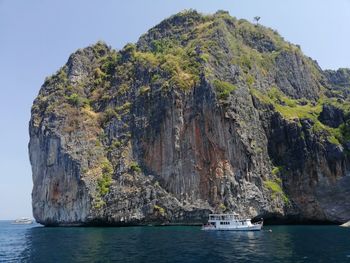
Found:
<box><xmin>29</xmin><ymin>10</ymin><xmax>350</xmax><ymax>226</ymax></box>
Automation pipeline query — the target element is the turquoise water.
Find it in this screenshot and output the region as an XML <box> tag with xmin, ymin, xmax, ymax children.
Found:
<box><xmin>1</xmin><ymin>221</ymin><xmax>350</xmax><ymax>262</ymax></box>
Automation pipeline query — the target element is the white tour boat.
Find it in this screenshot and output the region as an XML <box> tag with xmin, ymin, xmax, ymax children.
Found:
<box><xmin>11</xmin><ymin>217</ymin><xmax>33</xmax><ymax>225</ymax></box>
<box><xmin>202</xmin><ymin>213</ymin><xmax>263</xmax><ymax>231</ymax></box>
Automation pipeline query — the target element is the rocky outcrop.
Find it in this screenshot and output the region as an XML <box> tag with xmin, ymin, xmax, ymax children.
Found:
<box><xmin>29</xmin><ymin>10</ymin><xmax>350</xmax><ymax>226</ymax></box>
<box><xmin>319</xmin><ymin>104</ymin><xmax>345</xmax><ymax>128</ymax></box>
<box><xmin>274</xmin><ymin>51</ymin><xmax>321</xmax><ymax>100</ymax></box>
<box><xmin>261</xmin><ymin>110</ymin><xmax>350</xmax><ymax>223</ymax></box>
<box><xmin>324</xmin><ymin>68</ymin><xmax>350</xmax><ymax>98</ymax></box>
<box><xmin>325</xmin><ymin>68</ymin><xmax>350</xmax><ymax>88</ymax></box>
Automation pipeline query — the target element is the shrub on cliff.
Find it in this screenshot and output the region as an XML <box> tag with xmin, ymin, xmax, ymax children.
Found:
<box><xmin>66</xmin><ymin>93</ymin><xmax>90</xmax><ymax>107</ymax></box>
<box><xmin>97</xmin><ymin>160</ymin><xmax>113</xmax><ymax>196</ymax></box>
<box><xmin>213</xmin><ymin>80</ymin><xmax>237</xmax><ymax>100</ymax></box>
<box><xmin>130</xmin><ymin>162</ymin><xmax>141</xmax><ymax>173</ymax></box>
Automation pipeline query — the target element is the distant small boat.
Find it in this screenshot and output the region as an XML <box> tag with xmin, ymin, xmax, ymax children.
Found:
<box><xmin>11</xmin><ymin>217</ymin><xmax>33</xmax><ymax>225</ymax></box>
<box><xmin>340</xmin><ymin>221</ymin><xmax>350</xmax><ymax>227</ymax></box>
<box><xmin>202</xmin><ymin>213</ymin><xmax>263</xmax><ymax>231</ymax></box>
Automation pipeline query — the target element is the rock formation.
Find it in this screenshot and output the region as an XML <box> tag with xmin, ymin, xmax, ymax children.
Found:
<box><xmin>29</xmin><ymin>10</ymin><xmax>350</xmax><ymax>226</ymax></box>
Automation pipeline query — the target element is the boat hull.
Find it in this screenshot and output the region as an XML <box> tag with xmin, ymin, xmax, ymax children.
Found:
<box><xmin>202</xmin><ymin>221</ymin><xmax>263</xmax><ymax>231</ymax></box>
<box><xmin>11</xmin><ymin>218</ymin><xmax>34</xmax><ymax>225</ymax></box>
<box><xmin>11</xmin><ymin>222</ymin><xmax>33</xmax><ymax>225</ymax></box>
<box><xmin>202</xmin><ymin>225</ymin><xmax>262</xmax><ymax>231</ymax></box>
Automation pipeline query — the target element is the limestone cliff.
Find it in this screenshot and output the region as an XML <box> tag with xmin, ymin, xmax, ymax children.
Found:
<box><xmin>29</xmin><ymin>10</ymin><xmax>350</xmax><ymax>226</ymax></box>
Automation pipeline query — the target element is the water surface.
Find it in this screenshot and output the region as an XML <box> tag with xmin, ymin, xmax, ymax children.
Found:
<box><xmin>1</xmin><ymin>221</ymin><xmax>349</xmax><ymax>262</ymax></box>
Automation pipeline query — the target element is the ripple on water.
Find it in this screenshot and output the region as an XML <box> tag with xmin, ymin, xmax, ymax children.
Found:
<box><xmin>0</xmin><ymin>223</ymin><xmax>350</xmax><ymax>263</ymax></box>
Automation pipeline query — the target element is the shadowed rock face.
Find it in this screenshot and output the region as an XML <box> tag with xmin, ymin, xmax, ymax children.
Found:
<box><xmin>29</xmin><ymin>10</ymin><xmax>350</xmax><ymax>226</ymax></box>
<box><xmin>274</xmin><ymin>51</ymin><xmax>321</xmax><ymax>100</ymax></box>
<box><xmin>319</xmin><ymin>104</ymin><xmax>345</xmax><ymax>128</ymax></box>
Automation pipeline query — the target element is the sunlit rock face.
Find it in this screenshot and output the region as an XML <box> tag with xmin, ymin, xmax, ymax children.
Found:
<box><xmin>29</xmin><ymin>10</ymin><xmax>350</xmax><ymax>226</ymax></box>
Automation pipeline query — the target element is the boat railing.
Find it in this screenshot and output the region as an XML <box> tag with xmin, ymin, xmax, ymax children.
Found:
<box><xmin>208</xmin><ymin>214</ymin><xmax>243</xmax><ymax>221</ymax></box>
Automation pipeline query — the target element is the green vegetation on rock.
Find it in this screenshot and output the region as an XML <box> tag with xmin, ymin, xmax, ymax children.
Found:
<box><xmin>272</xmin><ymin>166</ymin><xmax>284</xmax><ymax>175</ymax></box>
<box><xmin>139</xmin><ymin>85</ymin><xmax>151</xmax><ymax>95</ymax></box>
<box><xmin>264</xmin><ymin>178</ymin><xmax>289</xmax><ymax>204</ymax></box>
<box><xmin>97</xmin><ymin>160</ymin><xmax>113</xmax><ymax>196</ymax></box>
<box><xmin>111</xmin><ymin>139</ymin><xmax>122</xmax><ymax>148</ymax></box>
<box><xmin>66</xmin><ymin>93</ymin><xmax>90</xmax><ymax>107</ymax></box>
<box><xmin>115</xmin><ymin>102</ymin><xmax>132</xmax><ymax>114</ymax></box>
<box><xmin>93</xmin><ymin>159</ymin><xmax>114</xmax><ymax>209</ymax></box>
<box><xmin>251</xmin><ymin>87</ymin><xmax>350</xmax><ymax>146</ymax></box>
<box><xmin>213</xmin><ymin>80</ymin><xmax>237</xmax><ymax>100</ymax></box>
<box><xmin>218</xmin><ymin>203</ymin><xmax>227</xmax><ymax>211</ymax></box>
<box><xmin>130</xmin><ymin>161</ymin><xmax>141</xmax><ymax>173</ymax></box>
<box><xmin>153</xmin><ymin>205</ymin><xmax>165</xmax><ymax>216</ymax></box>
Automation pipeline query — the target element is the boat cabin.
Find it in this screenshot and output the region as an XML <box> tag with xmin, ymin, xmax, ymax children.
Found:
<box><xmin>202</xmin><ymin>213</ymin><xmax>262</xmax><ymax>231</ymax></box>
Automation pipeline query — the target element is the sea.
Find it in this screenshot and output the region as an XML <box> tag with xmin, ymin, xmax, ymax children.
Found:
<box><xmin>0</xmin><ymin>221</ymin><xmax>349</xmax><ymax>263</ymax></box>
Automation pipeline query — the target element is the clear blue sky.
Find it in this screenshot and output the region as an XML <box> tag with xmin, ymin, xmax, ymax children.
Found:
<box><xmin>0</xmin><ymin>0</ymin><xmax>349</xmax><ymax>219</ymax></box>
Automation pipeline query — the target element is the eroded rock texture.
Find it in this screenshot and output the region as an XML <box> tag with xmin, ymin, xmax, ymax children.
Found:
<box><xmin>29</xmin><ymin>10</ymin><xmax>350</xmax><ymax>226</ymax></box>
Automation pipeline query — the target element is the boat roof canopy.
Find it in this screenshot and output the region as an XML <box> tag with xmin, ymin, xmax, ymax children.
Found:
<box><xmin>209</xmin><ymin>213</ymin><xmax>239</xmax><ymax>216</ymax></box>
